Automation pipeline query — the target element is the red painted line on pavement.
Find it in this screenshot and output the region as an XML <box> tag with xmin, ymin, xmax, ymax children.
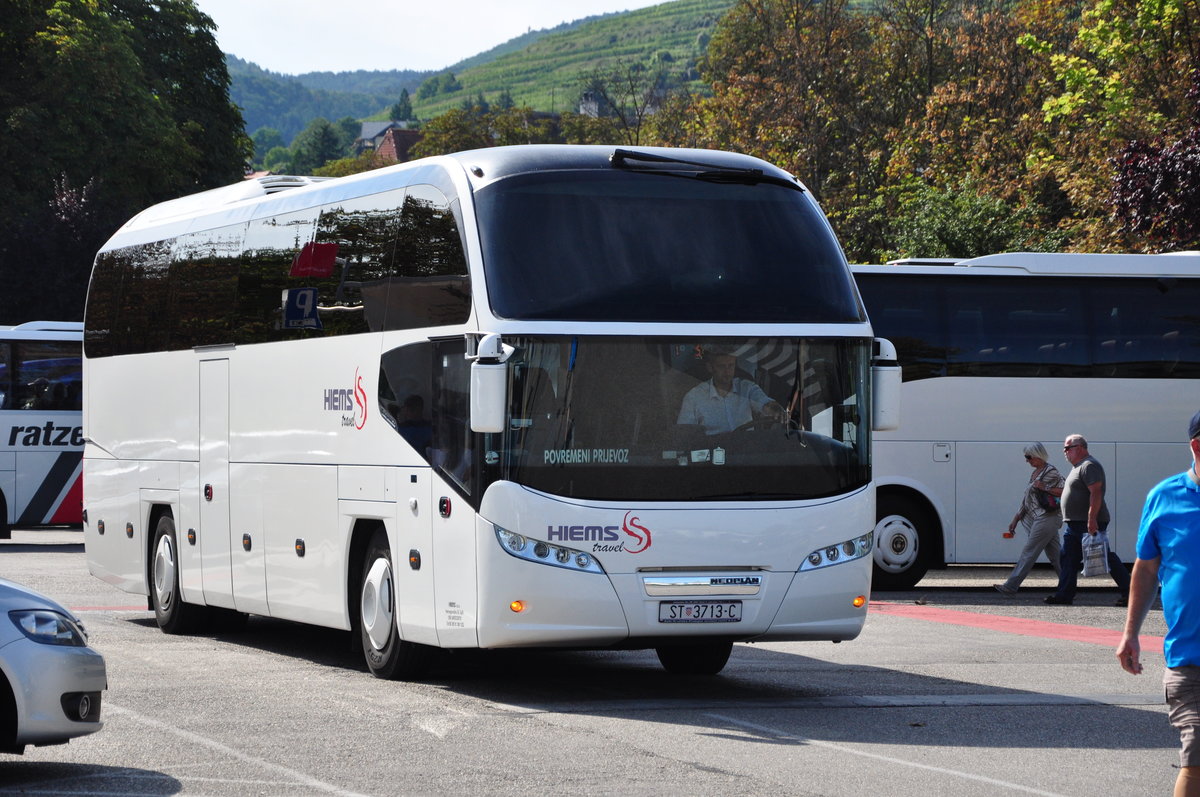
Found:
<box><xmin>870</xmin><ymin>601</ymin><xmax>1163</xmax><ymax>653</ymax></box>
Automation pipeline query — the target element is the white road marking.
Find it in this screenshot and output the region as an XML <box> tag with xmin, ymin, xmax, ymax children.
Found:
<box><xmin>705</xmin><ymin>712</ymin><xmax>1071</xmax><ymax>797</ymax></box>
<box><xmin>104</xmin><ymin>703</ymin><xmax>372</xmax><ymax>797</ymax></box>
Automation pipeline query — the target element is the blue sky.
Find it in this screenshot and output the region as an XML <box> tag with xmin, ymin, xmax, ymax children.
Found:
<box><xmin>192</xmin><ymin>0</ymin><xmax>662</xmax><ymax>75</ymax></box>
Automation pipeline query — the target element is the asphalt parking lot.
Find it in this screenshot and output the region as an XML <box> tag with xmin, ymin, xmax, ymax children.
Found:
<box><xmin>0</xmin><ymin>529</ymin><xmax>1175</xmax><ymax>796</ymax></box>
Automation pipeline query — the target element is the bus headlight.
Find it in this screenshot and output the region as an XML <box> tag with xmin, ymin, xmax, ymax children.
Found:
<box><xmin>800</xmin><ymin>531</ymin><xmax>874</xmax><ymax>571</ymax></box>
<box><xmin>493</xmin><ymin>525</ymin><xmax>606</xmax><ymax>574</ymax></box>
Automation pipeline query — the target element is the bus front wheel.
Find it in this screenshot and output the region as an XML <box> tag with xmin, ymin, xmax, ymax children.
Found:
<box><xmin>359</xmin><ymin>529</ymin><xmax>430</xmax><ymax>680</ymax></box>
<box><xmin>655</xmin><ymin>642</ymin><xmax>733</xmax><ymax>675</ymax></box>
<box><xmin>871</xmin><ymin>496</ymin><xmax>932</xmax><ymax>590</ymax></box>
<box><xmin>151</xmin><ymin>515</ymin><xmax>210</xmax><ymax>634</ymax></box>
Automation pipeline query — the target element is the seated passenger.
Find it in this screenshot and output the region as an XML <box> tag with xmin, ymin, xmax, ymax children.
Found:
<box><xmin>676</xmin><ymin>345</ymin><xmax>785</xmax><ymax>434</ymax></box>
<box><xmin>396</xmin><ymin>394</ymin><xmax>432</xmax><ymax>455</ymax></box>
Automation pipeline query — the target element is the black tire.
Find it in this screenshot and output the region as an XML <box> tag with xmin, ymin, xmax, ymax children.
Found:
<box><xmin>0</xmin><ymin>492</ymin><xmax>9</xmax><ymax>540</ymax></box>
<box><xmin>150</xmin><ymin>514</ymin><xmax>210</xmax><ymax>634</ymax></box>
<box><xmin>655</xmin><ymin>642</ymin><xmax>734</xmax><ymax>675</ymax></box>
<box><xmin>871</xmin><ymin>494</ymin><xmax>933</xmax><ymax>590</ymax></box>
<box><xmin>0</xmin><ymin>672</ymin><xmax>19</xmax><ymax>754</ymax></box>
<box><xmin>359</xmin><ymin>529</ymin><xmax>430</xmax><ymax>679</ymax></box>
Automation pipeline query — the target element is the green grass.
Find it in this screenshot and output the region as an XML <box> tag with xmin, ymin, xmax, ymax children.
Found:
<box><xmin>404</xmin><ymin>0</ymin><xmax>732</xmax><ymax>118</ymax></box>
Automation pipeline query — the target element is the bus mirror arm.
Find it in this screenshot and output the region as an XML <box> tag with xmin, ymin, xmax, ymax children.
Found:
<box><xmin>467</xmin><ymin>333</ymin><xmax>513</xmax><ymax>434</ymax></box>
<box><xmin>871</xmin><ymin>337</ymin><xmax>901</xmax><ymax>432</ymax></box>
<box><xmin>467</xmin><ymin>332</ymin><xmax>514</xmax><ymax>364</ymax></box>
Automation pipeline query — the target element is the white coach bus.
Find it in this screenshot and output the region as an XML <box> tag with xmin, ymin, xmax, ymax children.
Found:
<box><xmin>0</xmin><ymin>321</ymin><xmax>83</xmax><ymax>539</ymax></box>
<box><xmin>83</xmin><ymin>146</ymin><xmax>898</xmax><ymax>677</ymax></box>
<box><xmin>853</xmin><ymin>253</ymin><xmax>1200</xmax><ymax>588</ymax></box>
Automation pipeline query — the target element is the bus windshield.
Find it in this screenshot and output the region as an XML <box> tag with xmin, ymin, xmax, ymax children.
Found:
<box><xmin>475</xmin><ymin>171</ymin><xmax>863</xmax><ymax>323</ymax></box>
<box><xmin>480</xmin><ymin>337</ymin><xmax>871</xmax><ymax>501</ymax></box>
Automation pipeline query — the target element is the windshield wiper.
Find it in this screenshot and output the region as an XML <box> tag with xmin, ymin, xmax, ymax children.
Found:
<box><xmin>610</xmin><ymin>148</ymin><xmax>803</xmax><ymax>191</ymax></box>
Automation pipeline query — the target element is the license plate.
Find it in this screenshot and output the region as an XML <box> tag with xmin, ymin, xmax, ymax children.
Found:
<box><xmin>658</xmin><ymin>600</ymin><xmax>742</xmax><ymax>623</ymax></box>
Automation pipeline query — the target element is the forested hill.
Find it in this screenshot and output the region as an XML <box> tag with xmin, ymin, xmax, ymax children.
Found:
<box><xmin>227</xmin><ymin>0</ymin><xmax>731</xmax><ymax>142</ymax></box>
<box><xmin>226</xmin><ymin>56</ymin><xmax>413</xmax><ymax>142</ymax></box>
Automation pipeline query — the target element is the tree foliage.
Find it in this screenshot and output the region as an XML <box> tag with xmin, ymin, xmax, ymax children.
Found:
<box><xmin>290</xmin><ymin>117</ymin><xmax>345</xmax><ymax>174</ymax></box>
<box><xmin>390</xmin><ymin>88</ymin><xmax>414</xmax><ymax>121</ymax></box>
<box><xmin>0</xmin><ymin>0</ymin><xmax>248</xmax><ymax>322</ymax></box>
<box><xmin>1110</xmin><ymin>72</ymin><xmax>1200</xmax><ymax>250</ymax></box>
<box><xmin>650</xmin><ymin>0</ymin><xmax>1200</xmax><ymax>259</ymax></box>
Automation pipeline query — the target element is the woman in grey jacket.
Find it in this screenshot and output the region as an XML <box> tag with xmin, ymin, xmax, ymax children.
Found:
<box><xmin>994</xmin><ymin>442</ymin><xmax>1064</xmax><ymax>595</ymax></box>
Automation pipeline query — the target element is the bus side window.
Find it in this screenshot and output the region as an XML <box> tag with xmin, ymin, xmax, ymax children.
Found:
<box><xmin>0</xmin><ymin>342</ymin><xmax>9</xmax><ymax>409</ymax></box>
<box><xmin>431</xmin><ymin>338</ymin><xmax>474</xmax><ymax>499</ymax></box>
<box><xmin>379</xmin><ymin>342</ymin><xmax>434</xmax><ymax>462</ymax></box>
<box><xmin>384</xmin><ymin>185</ymin><xmax>471</xmax><ymax>331</ymax></box>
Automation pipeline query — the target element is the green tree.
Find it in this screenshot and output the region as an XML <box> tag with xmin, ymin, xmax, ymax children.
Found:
<box><xmin>314</xmin><ymin>150</ymin><xmax>392</xmax><ymax>178</ymax></box>
<box><xmin>409</xmin><ymin>108</ymin><xmax>492</xmax><ymax>157</ymax></box>
<box><xmin>334</xmin><ymin>115</ymin><xmax>360</xmax><ymax>155</ymax></box>
<box><xmin>579</xmin><ymin>62</ymin><xmax>672</xmax><ymax>146</ymax></box>
<box><xmin>290</xmin><ymin>117</ymin><xmax>343</xmax><ymax>173</ymax></box>
<box><xmin>251</xmin><ymin>127</ymin><xmax>284</xmax><ymax>165</ymax></box>
<box><xmin>263</xmin><ymin>145</ymin><xmax>293</xmax><ymax>173</ymax></box>
<box><xmin>390</xmin><ymin>88</ymin><xmax>414</xmax><ymax>121</ymax></box>
<box><xmin>697</xmin><ymin>0</ymin><xmax>876</xmax><ymax>205</ymax></box>
<box><xmin>108</xmin><ymin>0</ymin><xmax>250</xmax><ymax>187</ymax></box>
<box><xmin>0</xmin><ymin>0</ymin><xmax>248</xmax><ymax>322</ymax></box>
<box><xmin>886</xmin><ymin>179</ymin><xmax>1046</xmax><ymax>260</ymax></box>
<box><xmin>1023</xmin><ymin>0</ymin><xmax>1200</xmax><ymax>247</ymax></box>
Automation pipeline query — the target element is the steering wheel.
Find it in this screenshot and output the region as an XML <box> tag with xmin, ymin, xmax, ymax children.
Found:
<box><xmin>730</xmin><ymin>416</ymin><xmax>786</xmax><ymax>434</ymax></box>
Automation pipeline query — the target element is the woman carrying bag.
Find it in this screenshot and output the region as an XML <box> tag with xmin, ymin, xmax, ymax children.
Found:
<box><xmin>995</xmin><ymin>442</ymin><xmax>1064</xmax><ymax>595</ymax></box>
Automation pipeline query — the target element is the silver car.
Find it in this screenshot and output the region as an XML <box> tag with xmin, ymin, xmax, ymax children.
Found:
<box><xmin>0</xmin><ymin>576</ymin><xmax>107</xmax><ymax>754</ymax></box>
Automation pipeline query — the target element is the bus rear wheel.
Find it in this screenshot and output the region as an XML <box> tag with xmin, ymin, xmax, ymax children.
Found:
<box><xmin>871</xmin><ymin>495</ymin><xmax>932</xmax><ymax>590</ymax></box>
<box><xmin>151</xmin><ymin>515</ymin><xmax>210</xmax><ymax>634</ymax></box>
<box><xmin>359</xmin><ymin>529</ymin><xmax>430</xmax><ymax>680</ymax></box>
<box><xmin>655</xmin><ymin>642</ymin><xmax>733</xmax><ymax>675</ymax></box>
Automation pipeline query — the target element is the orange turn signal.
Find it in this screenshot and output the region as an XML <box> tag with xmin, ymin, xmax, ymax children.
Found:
<box><xmin>852</xmin><ymin>595</ymin><xmax>867</xmax><ymax>608</ymax></box>
<box><xmin>509</xmin><ymin>600</ymin><xmax>526</xmax><ymax>613</ymax></box>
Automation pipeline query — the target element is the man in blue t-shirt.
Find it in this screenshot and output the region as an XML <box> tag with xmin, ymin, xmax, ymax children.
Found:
<box><xmin>1118</xmin><ymin>410</ymin><xmax>1200</xmax><ymax>797</ymax></box>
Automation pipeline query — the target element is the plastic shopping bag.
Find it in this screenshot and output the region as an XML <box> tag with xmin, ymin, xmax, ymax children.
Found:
<box><xmin>1082</xmin><ymin>532</ymin><xmax>1110</xmax><ymax>577</ymax></box>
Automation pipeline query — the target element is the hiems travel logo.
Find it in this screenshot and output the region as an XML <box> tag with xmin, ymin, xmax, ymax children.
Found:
<box><xmin>547</xmin><ymin>510</ymin><xmax>652</xmax><ymax>554</ymax></box>
<box><xmin>323</xmin><ymin>368</ymin><xmax>368</xmax><ymax>430</ymax></box>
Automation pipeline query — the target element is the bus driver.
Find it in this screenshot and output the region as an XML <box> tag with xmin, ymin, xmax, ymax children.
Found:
<box><xmin>676</xmin><ymin>344</ymin><xmax>786</xmax><ymax>435</ymax></box>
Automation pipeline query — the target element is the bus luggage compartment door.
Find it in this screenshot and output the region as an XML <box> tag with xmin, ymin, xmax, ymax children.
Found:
<box><xmin>199</xmin><ymin>359</ymin><xmax>235</xmax><ymax>610</ymax></box>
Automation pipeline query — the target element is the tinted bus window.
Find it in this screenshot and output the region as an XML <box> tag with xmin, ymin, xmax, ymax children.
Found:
<box><xmin>476</xmin><ymin>171</ymin><xmax>861</xmax><ymax>323</ymax></box>
<box><xmin>856</xmin><ymin>274</ymin><xmax>1200</xmax><ymax>380</ymax></box>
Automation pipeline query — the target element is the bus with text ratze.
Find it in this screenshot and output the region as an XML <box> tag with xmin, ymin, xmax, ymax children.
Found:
<box><xmin>0</xmin><ymin>321</ymin><xmax>83</xmax><ymax>539</ymax></box>
<box><xmin>853</xmin><ymin>253</ymin><xmax>1200</xmax><ymax>588</ymax></box>
<box><xmin>82</xmin><ymin>146</ymin><xmax>899</xmax><ymax>677</ymax></box>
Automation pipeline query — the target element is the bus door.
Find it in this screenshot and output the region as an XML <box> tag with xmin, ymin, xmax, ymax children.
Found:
<box><xmin>393</xmin><ymin>466</ymin><xmax>438</xmax><ymax>646</ymax></box>
<box><xmin>199</xmin><ymin>359</ymin><xmax>236</xmax><ymax>609</ymax></box>
<box><xmin>954</xmin><ymin>443</ymin><xmax>1027</xmax><ymax>563</ymax></box>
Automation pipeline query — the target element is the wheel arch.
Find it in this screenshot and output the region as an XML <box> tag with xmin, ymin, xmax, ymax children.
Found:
<box><xmin>876</xmin><ymin>483</ymin><xmax>946</xmax><ymax>568</ymax></box>
<box><xmin>345</xmin><ymin>517</ymin><xmax>387</xmax><ymax>640</ymax></box>
<box><xmin>0</xmin><ymin>662</ymin><xmax>20</xmax><ymax>753</ymax></box>
<box><xmin>0</xmin><ymin>488</ymin><xmax>9</xmax><ymax>540</ymax></box>
<box><xmin>143</xmin><ymin>503</ymin><xmax>175</xmax><ymax>611</ymax></box>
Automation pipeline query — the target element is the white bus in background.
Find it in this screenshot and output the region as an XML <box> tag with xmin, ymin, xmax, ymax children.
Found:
<box><xmin>852</xmin><ymin>253</ymin><xmax>1200</xmax><ymax>588</ymax></box>
<box><xmin>82</xmin><ymin>146</ymin><xmax>899</xmax><ymax>677</ymax></box>
<box><xmin>0</xmin><ymin>321</ymin><xmax>83</xmax><ymax>539</ymax></box>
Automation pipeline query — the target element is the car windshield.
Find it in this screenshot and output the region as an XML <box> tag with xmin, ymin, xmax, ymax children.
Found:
<box><xmin>478</xmin><ymin>336</ymin><xmax>871</xmax><ymax>501</ymax></box>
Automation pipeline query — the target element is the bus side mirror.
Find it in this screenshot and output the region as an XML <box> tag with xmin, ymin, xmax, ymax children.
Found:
<box><xmin>468</xmin><ymin>333</ymin><xmax>512</xmax><ymax>434</ymax></box>
<box><xmin>871</xmin><ymin>337</ymin><xmax>901</xmax><ymax>432</ymax></box>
